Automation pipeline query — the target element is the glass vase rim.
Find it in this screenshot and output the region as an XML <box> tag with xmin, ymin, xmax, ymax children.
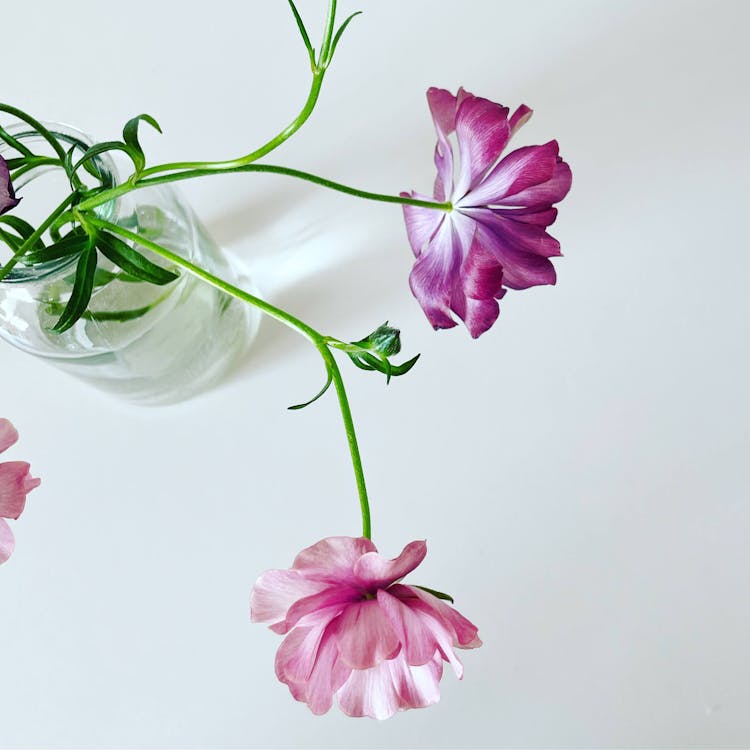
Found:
<box><xmin>0</xmin><ymin>121</ymin><xmax>120</xmax><ymax>285</ymax></box>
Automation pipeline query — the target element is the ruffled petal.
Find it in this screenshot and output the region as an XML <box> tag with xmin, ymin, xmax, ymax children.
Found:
<box><xmin>336</xmin><ymin>652</ymin><xmax>443</xmax><ymax>719</ymax></box>
<box><xmin>401</xmin><ymin>196</ymin><xmax>445</xmax><ymax>257</ymax></box>
<box><xmin>427</xmin><ymin>87</ymin><xmax>458</xmax><ymax>199</ymax></box>
<box><xmin>0</xmin><ymin>518</ymin><xmax>15</xmax><ymax>564</ymax></box>
<box><xmin>292</xmin><ymin>536</ymin><xmax>377</xmax><ymax>584</ymax></box>
<box><xmin>290</xmin><ymin>625</ymin><xmax>352</xmax><ymax>716</ymax></box>
<box><xmin>499</xmin><ymin>156</ymin><xmax>572</xmax><ymax>208</ymax></box>
<box><xmin>466</xmin><ymin>207</ymin><xmax>562</xmax><ymax>257</ymax></box>
<box><xmin>0</xmin><ymin>157</ymin><xmax>21</xmax><ymax>216</ymax></box>
<box><xmin>354</xmin><ymin>540</ymin><xmax>427</xmax><ymax>590</ymax></box>
<box><xmin>336</xmin><ymin>600</ymin><xmax>401</xmax><ymax>670</ymax></box>
<box><xmin>465</xmin><ymin>140</ymin><xmax>560</xmax><ymax>207</ymax></box>
<box><xmin>473</xmin><ymin>220</ymin><xmax>557</xmax><ymax>290</ymax></box>
<box><xmin>0</xmin><ymin>419</ymin><xmax>19</xmax><ymax>453</ymax></box>
<box><xmin>283</xmin><ymin>585</ymin><xmax>360</xmax><ymax>632</ymax></box>
<box><xmin>0</xmin><ymin>461</ymin><xmax>39</xmax><ymax>519</ymax></box>
<box><xmin>250</xmin><ymin>569</ymin><xmax>328</xmax><ymax>630</ymax></box>
<box><xmin>453</xmin><ymin>94</ymin><xmax>511</xmax><ymax>199</ymax></box>
<box><xmin>393</xmin><ymin>584</ymin><xmax>482</xmax><ymax>649</ymax></box>
<box><xmin>377</xmin><ymin>589</ymin><xmax>437</xmax><ymax>666</ymax></box>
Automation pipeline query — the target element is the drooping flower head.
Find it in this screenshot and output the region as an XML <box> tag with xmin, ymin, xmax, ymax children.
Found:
<box><xmin>0</xmin><ymin>418</ymin><xmax>41</xmax><ymax>564</ymax></box>
<box><xmin>251</xmin><ymin>536</ymin><xmax>480</xmax><ymax>719</ymax></box>
<box><xmin>402</xmin><ymin>87</ymin><xmax>572</xmax><ymax>338</ymax></box>
<box><xmin>0</xmin><ymin>156</ymin><xmax>21</xmax><ymax>216</ymax></box>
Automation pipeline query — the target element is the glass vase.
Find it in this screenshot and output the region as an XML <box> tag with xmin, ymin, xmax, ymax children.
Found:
<box><xmin>0</xmin><ymin>123</ymin><xmax>258</xmax><ymax>404</ymax></box>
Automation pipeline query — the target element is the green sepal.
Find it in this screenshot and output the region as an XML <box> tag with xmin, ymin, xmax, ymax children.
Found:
<box><xmin>51</xmin><ymin>236</ymin><xmax>98</xmax><ymax>333</ymax></box>
<box><xmin>413</xmin><ymin>585</ymin><xmax>454</xmax><ymax>604</ymax></box>
<box><xmin>122</xmin><ymin>114</ymin><xmax>162</xmax><ymax>175</ymax></box>
<box><xmin>95</xmin><ymin>231</ymin><xmax>178</xmax><ymax>285</ymax></box>
<box><xmin>288</xmin><ymin>369</ymin><xmax>333</xmax><ymax>410</ymax></box>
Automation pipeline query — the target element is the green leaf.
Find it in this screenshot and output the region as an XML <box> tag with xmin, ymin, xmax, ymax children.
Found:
<box><xmin>327</xmin><ymin>11</ymin><xmax>362</xmax><ymax>64</ymax></box>
<box><xmin>73</xmin><ymin>141</ymin><xmax>140</xmax><ymax>177</ymax></box>
<box><xmin>287</xmin><ymin>0</ymin><xmax>315</xmax><ymax>67</ymax></box>
<box><xmin>51</xmin><ymin>238</ymin><xmax>98</xmax><ymax>333</ymax></box>
<box><xmin>122</xmin><ymin>114</ymin><xmax>162</xmax><ymax>174</ymax></box>
<box><xmin>288</xmin><ymin>369</ymin><xmax>333</xmax><ymax>410</ymax></box>
<box><xmin>413</xmin><ymin>585</ymin><xmax>454</xmax><ymax>604</ymax></box>
<box><xmin>95</xmin><ymin>231</ymin><xmax>178</xmax><ymax>285</ymax></box>
<box><xmin>24</xmin><ymin>229</ymin><xmax>88</xmax><ymax>264</ymax></box>
<box><xmin>0</xmin><ymin>216</ymin><xmax>46</xmax><ymax>252</ymax></box>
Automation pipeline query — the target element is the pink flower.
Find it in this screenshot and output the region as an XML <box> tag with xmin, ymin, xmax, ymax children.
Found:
<box><xmin>402</xmin><ymin>87</ymin><xmax>572</xmax><ymax>338</ymax></box>
<box><xmin>0</xmin><ymin>418</ymin><xmax>41</xmax><ymax>564</ymax></box>
<box><xmin>250</xmin><ymin>536</ymin><xmax>480</xmax><ymax>719</ymax></box>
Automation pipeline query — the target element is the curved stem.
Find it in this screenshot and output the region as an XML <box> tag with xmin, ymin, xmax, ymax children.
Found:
<box><xmin>78</xmin><ymin>163</ymin><xmax>451</xmax><ymax>213</ymax></box>
<box><xmin>85</xmin><ymin>215</ymin><xmax>372</xmax><ymax>538</ymax></box>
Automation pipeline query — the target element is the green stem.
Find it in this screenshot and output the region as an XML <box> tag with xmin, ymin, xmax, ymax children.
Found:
<box><xmin>0</xmin><ymin>104</ymin><xmax>69</xmax><ymax>163</ymax></box>
<box><xmin>78</xmin><ymin>163</ymin><xmax>451</xmax><ymax>213</ymax></box>
<box><xmin>0</xmin><ymin>192</ymin><xmax>77</xmax><ymax>281</ymax></box>
<box><xmin>85</xmin><ymin>214</ymin><xmax>372</xmax><ymax>539</ymax></box>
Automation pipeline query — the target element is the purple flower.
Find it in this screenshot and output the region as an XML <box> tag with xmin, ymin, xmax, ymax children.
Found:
<box><xmin>0</xmin><ymin>156</ymin><xmax>21</xmax><ymax>216</ymax></box>
<box><xmin>402</xmin><ymin>87</ymin><xmax>572</xmax><ymax>338</ymax></box>
<box><xmin>251</xmin><ymin>536</ymin><xmax>480</xmax><ymax>719</ymax></box>
<box><xmin>0</xmin><ymin>419</ymin><xmax>41</xmax><ymax>564</ymax></box>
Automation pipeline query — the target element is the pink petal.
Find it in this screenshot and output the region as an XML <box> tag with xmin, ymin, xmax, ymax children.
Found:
<box><xmin>499</xmin><ymin>156</ymin><xmax>572</xmax><ymax>208</ymax></box>
<box><xmin>0</xmin><ymin>419</ymin><xmax>19</xmax><ymax>453</ymax></box>
<box><xmin>453</xmin><ymin>94</ymin><xmax>511</xmax><ymax>199</ymax></box>
<box><xmin>426</xmin><ymin>87</ymin><xmax>459</xmax><ymax>136</ymax></box>
<box><xmin>283</xmin><ymin>585</ymin><xmax>360</xmax><ymax>632</ymax></box>
<box><xmin>509</xmin><ymin>104</ymin><xmax>533</xmax><ymax>137</ymax></box>
<box><xmin>250</xmin><ymin>568</ymin><xmax>328</xmax><ymax>630</ymax></box>
<box><xmin>275</xmin><ymin>624</ymin><xmax>326</xmax><ymax>685</ymax></box>
<box><xmin>466</xmin><ymin>140</ymin><xmax>560</xmax><ymax>207</ymax></box>
<box><xmin>336</xmin><ymin>600</ymin><xmax>401</xmax><ymax>670</ymax></box>
<box><xmin>0</xmin><ymin>461</ymin><xmax>39</xmax><ymax>519</ymax></box>
<box><xmin>467</xmin><ymin>207</ymin><xmax>562</xmax><ymax>257</ymax></box>
<box><xmin>336</xmin><ymin>652</ymin><xmax>443</xmax><ymax>719</ymax></box>
<box><xmin>291</xmin><ymin>626</ymin><xmax>352</xmax><ymax>716</ymax></box>
<box><xmin>354</xmin><ymin>539</ymin><xmax>427</xmax><ymax>589</ymax></box>
<box><xmin>292</xmin><ymin>536</ymin><xmax>377</xmax><ymax>584</ymax></box>
<box><xmin>377</xmin><ymin>589</ymin><xmax>437</xmax><ymax>666</ymax></box>
<box><xmin>401</xmin><ymin>195</ymin><xmax>445</xmax><ymax>257</ymax></box>
<box><xmin>0</xmin><ymin>518</ymin><xmax>15</xmax><ymax>564</ymax></box>
<box><xmin>394</xmin><ymin>584</ymin><xmax>482</xmax><ymax>649</ymax></box>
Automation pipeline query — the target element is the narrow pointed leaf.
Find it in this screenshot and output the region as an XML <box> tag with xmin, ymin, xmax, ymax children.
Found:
<box><xmin>414</xmin><ymin>585</ymin><xmax>454</xmax><ymax>604</ymax></box>
<box><xmin>96</xmin><ymin>231</ymin><xmax>178</xmax><ymax>285</ymax></box>
<box><xmin>0</xmin><ymin>216</ymin><xmax>46</xmax><ymax>252</ymax></box>
<box><xmin>52</xmin><ymin>238</ymin><xmax>98</xmax><ymax>333</ymax></box>
<box><xmin>24</xmin><ymin>230</ymin><xmax>88</xmax><ymax>264</ymax></box>
<box><xmin>288</xmin><ymin>369</ymin><xmax>333</xmax><ymax>410</ymax></box>
<box><xmin>287</xmin><ymin>0</ymin><xmax>315</xmax><ymax>66</ymax></box>
<box><xmin>328</xmin><ymin>11</ymin><xmax>362</xmax><ymax>63</ymax></box>
<box><xmin>122</xmin><ymin>114</ymin><xmax>162</xmax><ymax>174</ymax></box>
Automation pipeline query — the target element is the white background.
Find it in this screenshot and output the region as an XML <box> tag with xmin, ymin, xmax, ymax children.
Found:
<box><xmin>1</xmin><ymin>1</ymin><xmax>748</xmax><ymax>747</ymax></box>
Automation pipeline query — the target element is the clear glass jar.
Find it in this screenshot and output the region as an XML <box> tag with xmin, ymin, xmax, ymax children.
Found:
<box><xmin>0</xmin><ymin>123</ymin><xmax>258</xmax><ymax>404</ymax></box>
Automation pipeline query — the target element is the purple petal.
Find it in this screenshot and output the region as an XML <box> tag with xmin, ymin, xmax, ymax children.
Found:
<box><xmin>426</xmin><ymin>88</ymin><xmax>458</xmax><ymax>199</ymax></box>
<box><xmin>466</xmin><ymin>140</ymin><xmax>560</xmax><ymax>207</ymax></box>
<box><xmin>473</xmin><ymin>221</ymin><xmax>557</xmax><ymax>290</ymax></box>
<box><xmin>467</xmin><ymin>207</ymin><xmax>562</xmax><ymax>258</ymax></box>
<box><xmin>0</xmin><ymin>419</ymin><xmax>19</xmax><ymax>453</ymax></box>
<box><xmin>292</xmin><ymin>536</ymin><xmax>377</xmax><ymax>584</ymax></box>
<box><xmin>401</xmin><ymin>196</ymin><xmax>445</xmax><ymax>257</ymax></box>
<box><xmin>336</xmin><ymin>652</ymin><xmax>443</xmax><ymax>719</ymax></box>
<box><xmin>450</xmin><ymin>233</ymin><xmax>505</xmax><ymax>338</ymax></box>
<box><xmin>377</xmin><ymin>589</ymin><xmax>437</xmax><ymax>666</ymax></box>
<box><xmin>0</xmin><ymin>156</ymin><xmax>21</xmax><ymax>216</ymax></box>
<box><xmin>0</xmin><ymin>461</ymin><xmax>39</xmax><ymax>520</ymax></box>
<box><xmin>354</xmin><ymin>540</ymin><xmax>427</xmax><ymax>589</ymax></box>
<box><xmin>491</xmin><ymin>205</ymin><xmax>559</xmax><ymax>227</ymax></box>
<box><xmin>499</xmin><ymin>156</ymin><xmax>572</xmax><ymax>208</ymax></box>
<box><xmin>453</xmin><ymin>94</ymin><xmax>511</xmax><ymax>199</ymax></box>
<box><xmin>0</xmin><ymin>518</ymin><xmax>14</xmax><ymax>564</ymax></box>
<box><xmin>426</xmin><ymin>87</ymin><xmax>459</xmax><ymax>136</ymax></box>
<box><xmin>336</xmin><ymin>600</ymin><xmax>401</xmax><ymax>670</ymax></box>
<box><xmin>249</xmin><ymin>568</ymin><xmax>328</xmax><ymax>630</ymax></box>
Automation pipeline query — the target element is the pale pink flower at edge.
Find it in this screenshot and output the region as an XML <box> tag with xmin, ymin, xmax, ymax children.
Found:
<box><xmin>402</xmin><ymin>87</ymin><xmax>572</xmax><ymax>338</ymax></box>
<box><xmin>250</xmin><ymin>536</ymin><xmax>481</xmax><ymax>719</ymax></box>
<box><xmin>0</xmin><ymin>418</ymin><xmax>41</xmax><ymax>564</ymax></box>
